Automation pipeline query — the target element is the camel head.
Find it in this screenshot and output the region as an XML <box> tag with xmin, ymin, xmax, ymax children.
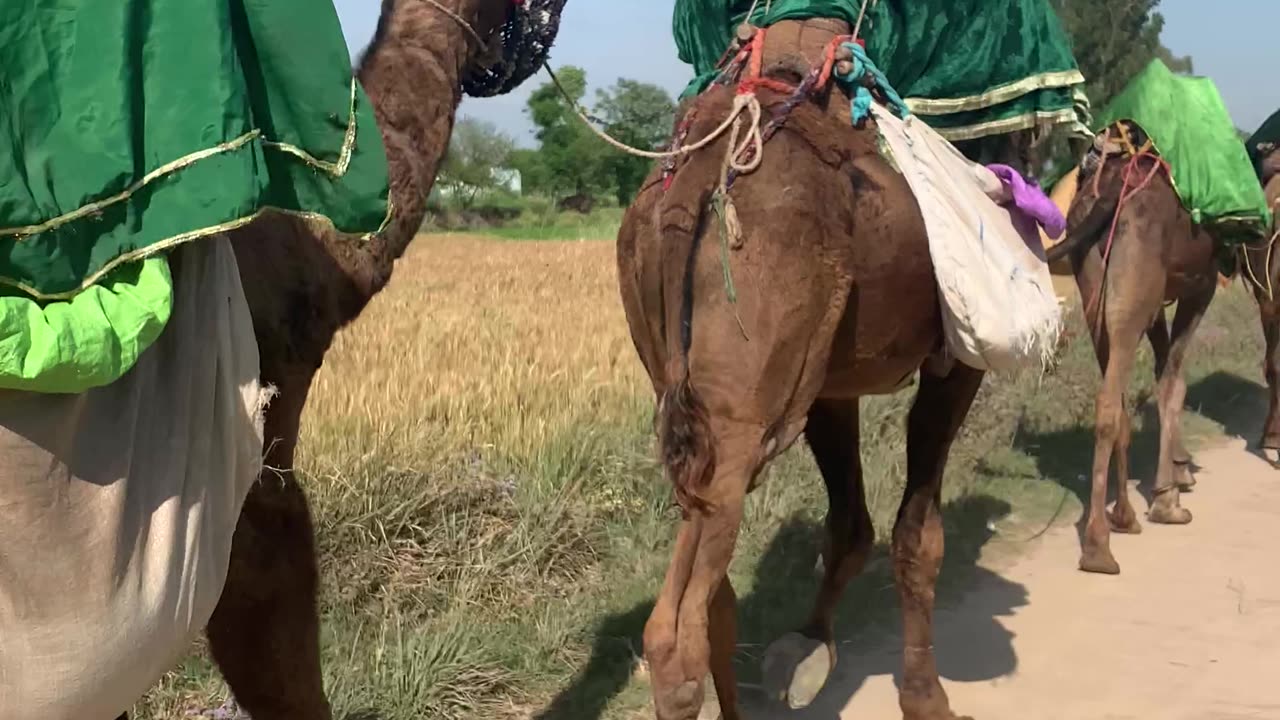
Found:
<box><xmin>363</xmin><ymin>0</ymin><xmax>567</xmax><ymax>98</ymax></box>
<box><xmin>461</xmin><ymin>0</ymin><xmax>569</xmax><ymax>97</ymax></box>
<box><xmin>1255</xmin><ymin>142</ymin><xmax>1280</xmax><ymax>187</ymax></box>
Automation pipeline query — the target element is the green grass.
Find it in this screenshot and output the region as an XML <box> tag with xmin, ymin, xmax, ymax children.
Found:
<box><xmin>482</xmin><ymin>207</ymin><xmax>624</xmax><ymax>242</ymax></box>
<box><xmin>132</xmin><ymin>236</ymin><xmax>1269</xmax><ymax>720</ymax></box>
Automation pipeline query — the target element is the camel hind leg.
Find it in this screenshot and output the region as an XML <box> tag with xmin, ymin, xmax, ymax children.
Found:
<box><xmin>1252</xmin><ymin>245</ymin><xmax>1280</xmax><ymax>454</ymax></box>
<box><xmin>1147</xmin><ymin>309</ymin><xmax>1196</xmax><ymax>487</ymax></box>
<box><xmin>762</xmin><ymin>399</ymin><xmax>873</xmax><ymax>710</ymax></box>
<box><xmin>895</xmin><ymin>363</ymin><xmax>983</xmax><ymax>720</ymax></box>
<box><xmin>1149</xmin><ymin>285</ymin><xmax>1213</xmax><ymax>524</ymax></box>
<box><xmin>644</xmin><ymin>417</ymin><xmax>764</xmax><ymax>720</ymax></box>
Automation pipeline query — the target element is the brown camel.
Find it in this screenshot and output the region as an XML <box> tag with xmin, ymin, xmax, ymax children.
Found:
<box><xmin>1045</xmin><ymin>121</ymin><xmax>1216</xmax><ymax>575</ymax></box>
<box><xmin>1242</xmin><ymin>146</ymin><xmax>1280</xmax><ymax>455</ymax></box>
<box><xmin>619</xmin><ymin>19</ymin><xmax>989</xmax><ymax>720</ymax></box>
<box><xmin>106</xmin><ymin>2</ymin><xmax>565</xmax><ymax>718</ymax></box>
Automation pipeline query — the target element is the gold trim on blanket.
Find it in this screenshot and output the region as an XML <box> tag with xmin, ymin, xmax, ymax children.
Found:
<box><xmin>904</xmin><ymin>70</ymin><xmax>1087</xmax><ymax>116</ymax></box>
<box><xmin>0</xmin><ymin>197</ymin><xmax>395</xmax><ymax>301</ymax></box>
<box><xmin>932</xmin><ymin>108</ymin><xmax>1084</xmax><ymax>142</ymax></box>
<box><xmin>2</xmin><ymin>80</ymin><xmax>367</xmax><ymax>240</ymax></box>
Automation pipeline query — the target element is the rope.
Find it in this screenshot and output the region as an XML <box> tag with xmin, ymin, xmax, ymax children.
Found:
<box><xmin>1084</xmin><ymin>149</ymin><xmax>1171</xmax><ymax>335</ymax></box>
<box><xmin>419</xmin><ymin>0</ymin><xmax>487</xmax><ymax>48</ymax></box>
<box><xmin>852</xmin><ymin>0</ymin><xmax>877</xmax><ymax>40</ymax></box>
<box><xmin>1242</xmin><ymin>230</ymin><xmax>1277</xmax><ymax>302</ymax></box>
<box><xmin>543</xmin><ymin>62</ymin><xmax>765</xmax><ymax>164</ymax></box>
<box><xmin>833</xmin><ymin>41</ymin><xmax>909</xmax><ymax>124</ymax></box>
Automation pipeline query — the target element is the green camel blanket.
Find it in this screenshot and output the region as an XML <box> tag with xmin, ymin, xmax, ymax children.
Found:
<box><xmin>673</xmin><ymin>0</ymin><xmax>1091</xmax><ymax>141</ymax></box>
<box><xmin>0</xmin><ymin>0</ymin><xmax>391</xmax><ymax>392</ymax></box>
<box><xmin>1093</xmin><ymin>59</ymin><xmax>1271</xmax><ymax>243</ymax></box>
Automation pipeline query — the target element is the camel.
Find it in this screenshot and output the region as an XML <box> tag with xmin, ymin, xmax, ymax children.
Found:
<box><xmin>102</xmin><ymin>1</ymin><xmax>567</xmax><ymax>717</ymax></box>
<box><xmin>1044</xmin><ymin>121</ymin><xmax>1216</xmax><ymax>575</ymax></box>
<box><xmin>1242</xmin><ymin>146</ymin><xmax>1280</xmax><ymax>454</ymax></box>
<box><xmin>618</xmin><ymin>19</ymin><xmax>991</xmax><ymax>720</ymax></box>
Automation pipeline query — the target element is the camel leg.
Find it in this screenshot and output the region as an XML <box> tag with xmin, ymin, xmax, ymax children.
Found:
<box><xmin>1257</xmin><ymin>286</ymin><xmax>1280</xmax><ymax>452</ymax></box>
<box><xmin>1149</xmin><ymin>287</ymin><xmax>1212</xmax><ymax>524</ymax></box>
<box><xmin>205</xmin><ymin>474</ymin><xmax>331</xmax><ymax>720</ymax></box>
<box><xmin>1079</xmin><ymin>301</ymin><xmax>1145</xmax><ymax>573</ymax></box>
<box><xmin>645</xmin><ymin>420</ymin><xmax>762</xmax><ymax>720</ymax></box>
<box><xmin>206</xmin><ymin>380</ymin><xmax>331</xmax><ymax>720</ymax></box>
<box><xmin>895</xmin><ymin>364</ymin><xmax>983</xmax><ymax>720</ymax></box>
<box><xmin>1147</xmin><ymin>311</ymin><xmax>1196</xmax><ymax>485</ymax></box>
<box><xmin>708</xmin><ymin>579</ymin><xmax>740</xmax><ymax>719</ymax></box>
<box><xmin>762</xmin><ymin>399</ymin><xmax>873</xmax><ymax>710</ymax></box>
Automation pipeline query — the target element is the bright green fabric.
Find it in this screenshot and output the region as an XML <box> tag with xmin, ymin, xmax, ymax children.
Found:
<box><xmin>672</xmin><ymin>0</ymin><xmax>1089</xmax><ymax>140</ymax></box>
<box><xmin>0</xmin><ymin>258</ymin><xmax>170</xmax><ymax>393</ymax></box>
<box><xmin>0</xmin><ymin>0</ymin><xmax>391</xmax><ymax>299</ymax></box>
<box><xmin>1094</xmin><ymin>60</ymin><xmax>1272</xmax><ymax>242</ymax></box>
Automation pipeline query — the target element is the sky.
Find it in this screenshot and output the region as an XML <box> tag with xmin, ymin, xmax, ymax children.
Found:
<box><xmin>332</xmin><ymin>0</ymin><xmax>1280</xmax><ymax>145</ymax></box>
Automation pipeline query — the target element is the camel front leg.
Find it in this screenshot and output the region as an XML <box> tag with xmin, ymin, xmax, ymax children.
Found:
<box><xmin>206</xmin><ymin>376</ymin><xmax>332</xmax><ymax>720</ymax></box>
<box><xmin>895</xmin><ymin>364</ymin><xmax>983</xmax><ymax>720</ymax></box>
<box><xmin>1149</xmin><ymin>285</ymin><xmax>1213</xmax><ymax>524</ymax></box>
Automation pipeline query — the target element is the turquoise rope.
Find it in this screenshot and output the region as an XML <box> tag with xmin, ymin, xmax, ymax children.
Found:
<box><xmin>834</xmin><ymin>42</ymin><xmax>910</xmax><ymax>124</ymax></box>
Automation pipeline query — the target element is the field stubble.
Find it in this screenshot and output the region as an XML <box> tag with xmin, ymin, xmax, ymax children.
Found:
<box><xmin>135</xmin><ymin>233</ymin><xmax>1266</xmax><ymax>719</ymax></box>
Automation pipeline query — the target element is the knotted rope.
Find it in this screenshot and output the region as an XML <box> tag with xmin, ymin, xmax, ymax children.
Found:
<box><xmin>832</xmin><ymin>41</ymin><xmax>909</xmax><ymax>124</ymax></box>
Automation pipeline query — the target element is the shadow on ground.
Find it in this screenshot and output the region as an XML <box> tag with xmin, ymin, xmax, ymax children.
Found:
<box><xmin>1008</xmin><ymin>370</ymin><xmax>1270</xmax><ymax>546</ymax></box>
<box><xmin>535</xmin><ymin>494</ymin><xmax>1021</xmax><ymax>719</ymax></box>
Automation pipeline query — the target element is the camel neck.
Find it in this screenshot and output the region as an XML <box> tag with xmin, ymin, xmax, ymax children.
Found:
<box><xmin>355</xmin><ymin>0</ymin><xmax>485</xmax><ymax>287</ymax></box>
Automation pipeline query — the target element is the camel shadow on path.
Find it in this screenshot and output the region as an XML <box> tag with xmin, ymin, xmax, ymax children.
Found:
<box><xmin>536</xmin><ymin>494</ymin><xmax>1025</xmax><ymax>720</ymax></box>
<box><xmin>1007</xmin><ymin>370</ymin><xmax>1270</xmax><ymax>552</ymax></box>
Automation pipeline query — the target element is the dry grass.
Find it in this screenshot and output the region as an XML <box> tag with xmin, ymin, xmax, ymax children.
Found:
<box><xmin>134</xmin><ymin>232</ymin><xmax>1270</xmax><ymax>720</ymax></box>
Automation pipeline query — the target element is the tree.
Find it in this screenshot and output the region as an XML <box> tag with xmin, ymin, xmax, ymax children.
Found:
<box><xmin>1051</xmin><ymin>0</ymin><xmax>1191</xmax><ymax>110</ymax></box>
<box><xmin>524</xmin><ymin>66</ymin><xmax>613</xmax><ymax>204</ymax></box>
<box><xmin>1039</xmin><ymin>0</ymin><xmax>1192</xmax><ymax>179</ymax></box>
<box><xmin>596</xmin><ymin>80</ymin><xmax>677</xmax><ymax>204</ymax></box>
<box><xmin>438</xmin><ymin>118</ymin><xmax>516</xmax><ymax>208</ymax></box>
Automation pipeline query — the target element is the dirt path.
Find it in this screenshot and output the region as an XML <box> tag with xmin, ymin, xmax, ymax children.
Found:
<box><xmin>744</xmin><ymin>438</ymin><xmax>1280</xmax><ymax>720</ymax></box>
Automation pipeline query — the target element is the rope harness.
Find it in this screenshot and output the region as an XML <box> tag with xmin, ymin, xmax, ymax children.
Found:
<box><xmin>1242</xmin><ymin>198</ymin><xmax>1280</xmax><ymax>302</ymax></box>
<box><xmin>1082</xmin><ymin>126</ymin><xmax>1172</xmax><ymax>335</ymax></box>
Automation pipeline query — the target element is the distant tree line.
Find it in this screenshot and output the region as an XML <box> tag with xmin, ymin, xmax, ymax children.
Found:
<box><xmin>438</xmin><ymin>0</ymin><xmax>1214</xmax><ymax>220</ymax></box>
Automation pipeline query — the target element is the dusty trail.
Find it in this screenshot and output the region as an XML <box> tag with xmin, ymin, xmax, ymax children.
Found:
<box><xmin>741</xmin><ymin>438</ymin><xmax>1280</xmax><ymax>720</ymax></box>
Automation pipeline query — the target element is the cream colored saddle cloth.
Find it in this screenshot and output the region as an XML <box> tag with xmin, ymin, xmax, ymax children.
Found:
<box><xmin>0</xmin><ymin>237</ymin><xmax>268</xmax><ymax>720</ymax></box>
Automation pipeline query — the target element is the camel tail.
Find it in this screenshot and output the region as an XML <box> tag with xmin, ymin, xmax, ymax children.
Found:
<box><xmin>656</xmin><ymin>187</ymin><xmax>717</xmax><ymax>512</ymax></box>
<box><xmin>1044</xmin><ymin>186</ymin><xmax>1120</xmax><ymax>265</ymax></box>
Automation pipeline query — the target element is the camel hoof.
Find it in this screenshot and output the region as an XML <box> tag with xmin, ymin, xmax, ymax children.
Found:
<box><xmin>1079</xmin><ymin>547</ymin><xmax>1121</xmax><ymax>575</ymax></box>
<box><xmin>904</xmin><ymin>710</ymin><xmax>974</xmax><ymax>720</ymax></box>
<box><xmin>1262</xmin><ymin>447</ymin><xmax>1280</xmax><ymax>466</ymax></box>
<box><xmin>762</xmin><ymin>632</ymin><xmax>832</xmax><ymax>710</ymax></box>
<box><xmin>1108</xmin><ymin>509</ymin><xmax>1142</xmax><ymax>534</ymax></box>
<box><xmin>1148</xmin><ymin>504</ymin><xmax>1193</xmax><ymax>525</ymax></box>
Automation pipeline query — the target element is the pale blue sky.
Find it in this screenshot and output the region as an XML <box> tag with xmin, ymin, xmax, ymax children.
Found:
<box><xmin>333</xmin><ymin>0</ymin><xmax>1280</xmax><ymax>144</ymax></box>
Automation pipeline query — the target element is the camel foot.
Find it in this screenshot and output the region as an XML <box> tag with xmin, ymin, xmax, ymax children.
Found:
<box><xmin>654</xmin><ymin>679</ymin><xmax>703</xmax><ymax>720</ymax></box>
<box><xmin>762</xmin><ymin>632</ymin><xmax>832</xmax><ymax>710</ymax></box>
<box><xmin>1079</xmin><ymin>546</ymin><xmax>1121</xmax><ymax>575</ymax></box>
<box><xmin>1148</xmin><ymin>503</ymin><xmax>1193</xmax><ymax>525</ymax></box>
<box><xmin>1262</xmin><ymin>447</ymin><xmax>1280</xmax><ymax>466</ymax></box>
<box><xmin>1108</xmin><ymin>507</ymin><xmax>1142</xmax><ymax>534</ymax></box>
